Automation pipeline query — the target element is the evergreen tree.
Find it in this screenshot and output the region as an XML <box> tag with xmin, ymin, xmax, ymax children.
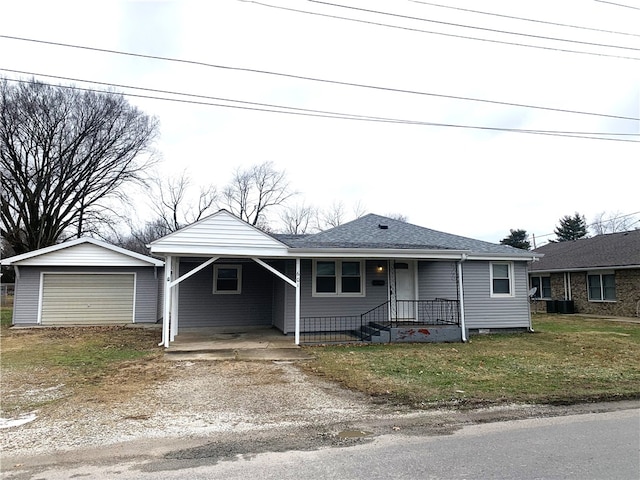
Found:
<box><xmin>500</xmin><ymin>229</ymin><xmax>531</xmax><ymax>250</ymax></box>
<box><xmin>554</xmin><ymin>213</ymin><xmax>588</xmax><ymax>242</ymax></box>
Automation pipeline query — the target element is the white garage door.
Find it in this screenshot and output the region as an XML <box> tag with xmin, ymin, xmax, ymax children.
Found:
<box><xmin>41</xmin><ymin>273</ymin><xmax>135</xmax><ymax>325</ymax></box>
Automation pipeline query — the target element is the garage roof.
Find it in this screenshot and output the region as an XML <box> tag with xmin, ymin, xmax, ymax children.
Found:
<box><xmin>1</xmin><ymin>237</ymin><xmax>164</xmax><ymax>267</ymax></box>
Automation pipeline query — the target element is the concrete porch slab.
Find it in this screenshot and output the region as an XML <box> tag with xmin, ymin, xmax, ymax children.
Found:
<box><xmin>164</xmin><ymin>326</ymin><xmax>312</xmax><ymax>361</ymax></box>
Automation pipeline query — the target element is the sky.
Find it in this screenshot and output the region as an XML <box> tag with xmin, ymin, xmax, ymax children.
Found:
<box><xmin>1</xmin><ymin>0</ymin><xmax>638</xmax><ymax>246</ymax></box>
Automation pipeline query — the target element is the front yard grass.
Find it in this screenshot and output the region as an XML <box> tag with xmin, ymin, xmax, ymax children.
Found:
<box><xmin>302</xmin><ymin>314</ymin><xmax>640</xmax><ymax>408</ymax></box>
<box><xmin>1</xmin><ymin>311</ymin><xmax>638</xmax><ymax>416</ymax></box>
<box><xmin>1</xmin><ymin>308</ymin><xmax>166</xmax><ymax>415</ymax></box>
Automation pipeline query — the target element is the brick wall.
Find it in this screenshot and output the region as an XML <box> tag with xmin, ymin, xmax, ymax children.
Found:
<box><xmin>530</xmin><ymin>269</ymin><xmax>639</xmax><ymax>317</ymax></box>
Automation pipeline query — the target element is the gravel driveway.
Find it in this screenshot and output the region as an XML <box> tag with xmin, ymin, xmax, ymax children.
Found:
<box><xmin>2</xmin><ymin>358</ymin><xmax>637</xmax><ymax>477</ymax></box>
<box><xmin>1</xmin><ymin>360</ymin><xmax>403</xmax><ymax>459</ymax></box>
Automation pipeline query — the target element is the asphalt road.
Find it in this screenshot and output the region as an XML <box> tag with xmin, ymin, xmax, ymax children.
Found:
<box><xmin>2</xmin><ymin>408</ymin><xmax>639</xmax><ymax>479</ymax></box>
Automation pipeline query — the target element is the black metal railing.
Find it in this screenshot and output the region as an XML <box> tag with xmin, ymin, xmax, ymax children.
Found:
<box><xmin>300</xmin><ymin>298</ymin><xmax>460</xmax><ymax>344</ymax></box>
<box><xmin>394</xmin><ymin>299</ymin><xmax>460</xmax><ymax>326</ymax></box>
<box><xmin>299</xmin><ymin>315</ymin><xmax>363</xmax><ymax>344</ymax></box>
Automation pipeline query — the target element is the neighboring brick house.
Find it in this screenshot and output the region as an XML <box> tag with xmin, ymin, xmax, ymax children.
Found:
<box><xmin>529</xmin><ymin>230</ymin><xmax>640</xmax><ymax>317</ymax></box>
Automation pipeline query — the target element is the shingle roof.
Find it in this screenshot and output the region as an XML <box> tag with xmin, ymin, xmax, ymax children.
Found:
<box><xmin>530</xmin><ymin>229</ymin><xmax>640</xmax><ymax>271</ymax></box>
<box><xmin>273</xmin><ymin>214</ymin><xmax>532</xmax><ymax>256</ymax></box>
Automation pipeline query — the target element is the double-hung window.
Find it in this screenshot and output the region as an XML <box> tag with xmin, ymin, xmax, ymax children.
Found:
<box><xmin>587</xmin><ymin>272</ymin><xmax>616</xmax><ymax>301</ymax></box>
<box><xmin>213</xmin><ymin>265</ymin><xmax>242</xmax><ymax>294</ymax></box>
<box><xmin>530</xmin><ymin>276</ymin><xmax>551</xmax><ymax>298</ymax></box>
<box><xmin>313</xmin><ymin>260</ymin><xmax>364</xmax><ymax>296</ymax></box>
<box><xmin>491</xmin><ymin>262</ymin><xmax>513</xmax><ymax>297</ymax></box>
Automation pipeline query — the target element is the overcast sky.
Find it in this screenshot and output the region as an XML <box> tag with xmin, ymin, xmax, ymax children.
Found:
<box><xmin>1</xmin><ymin>0</ymin><xmax>638</xmax><ymax>245</ymax></box>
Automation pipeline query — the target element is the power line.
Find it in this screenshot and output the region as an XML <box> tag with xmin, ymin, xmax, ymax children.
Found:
<box><xmin>594</xmin><ymin>0</ymin><xmax>640</xmax><ymax>11</ymax></box>
<box><xmin>239</xmin><ymin>1</ymin><xmax>640</xmax><ymax>61</ymax></box>
<box><xmin>409</xmin><ymin>1</ymin><xmax>640</xmax><ymax>38</ymax></box>
<box><xmin>534</xmin><ymin>210</ymin><xmax>640</xmax><ymax>240</ymax></box>
<box><xmin>5</xmin><ymin>76</ymin><xmax>638</xmax><ymax>143</ymax></box>
<box><xmin>308</xmin><ymin>0</ymin><xmax>640</xmax><ymax>52</ymax></box>
<box><xmin>1</xmin><ymin>36</ymin><xmax>636</xmax><ymax>122</ymax></box>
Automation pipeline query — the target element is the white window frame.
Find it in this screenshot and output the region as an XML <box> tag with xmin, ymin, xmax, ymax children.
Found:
<box><xmin>530</xmin><ymin>275</ymin><xmax>551</xmax><ymax>299</ymax></box>
<box><xmin>490</xmin><ymin>262</ymin><xmax>514</xmax><ymax>297</ymax></box>
<box><xmin>213</xmin><ymin>264</ymin><xmax>242</xmax><ymax>294</ymax></box>
<box><xmin>312</xmin><ymin>259</ymin><xmax>365</xmax><ymax>297</ymax></box>
<box><xmin>587</xmin><ymin>271</ymin><xmax>616</xmax><ymax>302</ymax></box>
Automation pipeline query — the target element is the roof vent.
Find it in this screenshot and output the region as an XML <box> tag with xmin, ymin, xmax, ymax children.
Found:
<box><xmin>378</xmin><ymin>224</ymin><xmax>388</xmax><ymax>230</ymax></box>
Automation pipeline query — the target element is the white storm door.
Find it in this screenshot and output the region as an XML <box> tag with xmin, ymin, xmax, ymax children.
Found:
<box><xmin>391</xmin><ymin>261</ymin><xmax>416</xmax><ymax>320</ymax></box>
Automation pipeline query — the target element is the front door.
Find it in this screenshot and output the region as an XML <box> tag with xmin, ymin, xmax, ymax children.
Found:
<box><xmin>391</xmin><ymin>261</ymin><xmax>417</xmax><ymax>320</ymax></box>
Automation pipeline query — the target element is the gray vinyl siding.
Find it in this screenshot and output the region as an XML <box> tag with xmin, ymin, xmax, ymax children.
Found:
<box><xmin>135</xmin><ymin>267</ymin><xmax>160</xmax><ymax>323</ymax></box>
<box><xmin>157</xmin><ymin>266</ymin><xmax>165</xmax><ymax>321</ymax></box>
<box><xmin>12</xmin><ymin>266</ymin><xmax>40</xmax><ymax>325</ymax></box>
<box><xmin>418</xmin><ymin>261</ymin><xmax>459</xmax><ymax>300</ymax></box>
<box><xmin>271</xmin><ymin>261</ymin><xmax>288</xmax><ymax>333</ymax></box>
<box><xmin>462</xmin><ymin>261</ymin><xmax>531</xmax><ymax>329</ymax></box>
<box><xmin>284</xmin><ymin>260</ymin><xmax>389</xmax><ymax>333</ymax></box>
<box><xmin>11</xmin><ymin>266</ymin><xmax>159</xmax><ymax>325</ymax></box>
<box><xmin>177</xmin><ymin>260</ymin><xmax>274</xmax><ymax>328</ymax></box>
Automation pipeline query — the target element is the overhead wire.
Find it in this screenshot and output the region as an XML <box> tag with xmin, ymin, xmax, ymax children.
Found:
<box><xmin>409</xmin><ymin>1</ymin><xmax>640</xmax><ymax>38</ymax></box>
<box><xmin>533</xmin><ymin>210</ymin><xmax>640</xmax><ymax>242</ymax></box>
<box><xmin>593</xmin><ymin>0</ymin><xmax>640</xmax><ymax>11</ymax></box>
<box><xmin>307</xmin><ymin>0</ymin><xmax>640</xmax><ymax>52</ymax></box>
<box><xmin>238</xmin><ymin>1</ymin><xmax>640</xmax><ymax>61</ymax></box>
<box><xmin>0</xmin><ymin>36</ymin><xmax>637</xmax><ymax>122</ymax></box>
<box><xmin>3</xmin><ymin>76</ymin><xmax>638</xmax><ymax>143</ymax></box>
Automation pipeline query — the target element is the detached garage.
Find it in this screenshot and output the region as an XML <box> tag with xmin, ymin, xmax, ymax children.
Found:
<box><xmin>1</xmin><ymin>238</ymin><xmax>164</xmax><ymax>326</ymax></box>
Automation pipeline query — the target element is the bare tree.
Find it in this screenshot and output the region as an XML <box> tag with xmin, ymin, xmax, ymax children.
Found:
<box><xmin>352</xmin><ymin>200</ymin><xmax>368</xmax><ymax>219</ymax></box>
<box><xmin>279</xmin><ymin>202</ymin><xmax>317</xmax><ymax>234</ymax></box>
<box><xmin>317</xmin><ymin>200</ymin><xmax>346</xmax><ymax>230</ymax></box>
<box><xmin>108</xmin><ymin>219</ymin><xmax>170</xmax><ymax>256</ymax></box>
<box><xmin>220</xmin><ymin>161</ymin><xmax>295</xmax><ymax>227</ymax></box>
<box><xmin>0</xmin><ymin>78</ymin><xmax>158</xmax><ymax>254</ymax></box>
<box><xmin>385</xmin><ymin>212</ymin><xmax>408</xmax><ymax>222</ymax></box>
<box><xmin>150</xmin><ymin>170</ymin><xmax>217</xmax><ymax>232</ymax></box>
<box><xmin>591</xmin><ymin>210</ymin><xmax>638</xmax><ymax>235</ymax></box>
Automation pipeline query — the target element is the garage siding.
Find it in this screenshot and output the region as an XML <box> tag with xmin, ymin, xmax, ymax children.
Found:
<box><xmin>41</xmin><ymin>273</ymin><xmax>135</xmax><ymax>325</ymax></box>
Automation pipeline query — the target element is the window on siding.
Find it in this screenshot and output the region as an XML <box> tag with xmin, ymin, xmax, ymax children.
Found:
<box><xmin>213</xmin><ymin>265</ymin><xmax>242</xmax><ymax>294</ymax></box>
<box><xmin>530</xmin><ymin>276</ymin><xmax>551</xmax><ymax>298</ymax></box>
<box><xmin>313</xmin><ymin>260</ymin><xmax>364</xmax><ymax>296</ymax></box>
<box><xmin>587</xmin><ymin>273</ymin><xmax>616</xmax><ymax>301</ymax></box>
<box><xmin>491</xmin><ymin>262</ymin><xmax>513</xmax><ymax>296</ymax></box>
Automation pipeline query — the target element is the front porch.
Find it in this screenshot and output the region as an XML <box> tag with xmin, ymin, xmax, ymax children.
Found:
<box><xmin>300</xmin><ymin>299</ymin><xmax>466</xmax><ymax>344</ymax></box>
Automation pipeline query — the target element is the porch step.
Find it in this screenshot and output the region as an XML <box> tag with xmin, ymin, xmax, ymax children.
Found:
<box><xmin>355</xmin><ymin>322</ymin><xmax>391</xmax><ymax>342</ymax></box>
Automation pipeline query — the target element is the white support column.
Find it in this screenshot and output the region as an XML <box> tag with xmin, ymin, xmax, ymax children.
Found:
<box><xmin>295</xmin><ymin>258</ymin><xmax>301</xmax><ymax>345</ymax></box>
<box><xmin>160</xmin><ymin>255</ymin><xmax>172</xmax><ymax>348</ymax></box>
<box><xmin>457</xmin><ymin>258</ymin><xmax>467</xmax><ymax>342</ymax></box>
<box><xmin>170</xmin><ymin>256</ymin><xmax>180</xmax><ymax>342</ymax></box>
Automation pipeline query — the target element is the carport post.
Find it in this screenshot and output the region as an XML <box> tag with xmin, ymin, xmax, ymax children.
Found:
<box><xmin>160</xmin><ymin>255</ymin><xmax>172</xmax><ymax>348</ymax></box>
<box><xmin>295</xmin><ymin>258</ymin><xmax>300</xmax><ymax>345</ymax></box>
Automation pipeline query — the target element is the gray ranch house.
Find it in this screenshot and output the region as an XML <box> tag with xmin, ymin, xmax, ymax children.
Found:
<box><xmin>150</xmin><ymin>210</ymin><xmax>540</xmax><ymax>346</ymax></box>
<box><xmin>1</xmin><ymin>237</ymin><xmax>164</xmax><ymax>326</ymax></box>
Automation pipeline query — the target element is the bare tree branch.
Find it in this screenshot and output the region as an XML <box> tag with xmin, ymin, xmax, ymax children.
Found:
<box><xmin>0</xmin><ymin>78</ymin><xmax>159</xmax><ymax>254</ymax></box>
<box><xmin>279</xmin><ymin>202</ymin><xmax>317</xmax><ymax>234</ymax></box>
<box><xmin>148</xmin><ymin>170</ymin><xmax>218</xmax><ymax>232</ymax></box>
<box><xmin>220</xmin><ymin>161</ymin><xmax>296</xmax><ymax>227</ymax></box>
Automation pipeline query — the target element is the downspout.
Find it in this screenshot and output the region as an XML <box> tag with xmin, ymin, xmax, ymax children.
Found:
<box><xmin>528</xmin><ymin>256</ymin><xmax>540</xmax><ymax>333</ymax></box>
<box><xmin>457</xmin><ymin>255</ymin><xmax>467</xmax><ymax>342</ymax></box>
<box><xmin>12</xmin><ymin>266</ymin><xmax>19</xmax><ymax>326</ymax></box>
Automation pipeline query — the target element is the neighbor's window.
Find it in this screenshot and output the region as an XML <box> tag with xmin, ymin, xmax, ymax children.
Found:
<box><xmin>587</xmin><ymin>272</ymin><xmax>616</xmax><ymax>301</ymax></box>
<box><xmin>530</xmin><ymin>276</ymin><xmax>551</xmax><ymax>298</ymax></box>
<box><xmin>491</xmin><ymin>262</ymin><xmax>513</xmax><ymax>296</ymax></box>
<box><xmin>313</xmin><ymin>260</ymin><xmax>364</xmax><ymax>296</ymax></box>
<box><xmin>213</xmin><ymin>265</ymin><xmax>242</xmax><ymax>294</ymax></box>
